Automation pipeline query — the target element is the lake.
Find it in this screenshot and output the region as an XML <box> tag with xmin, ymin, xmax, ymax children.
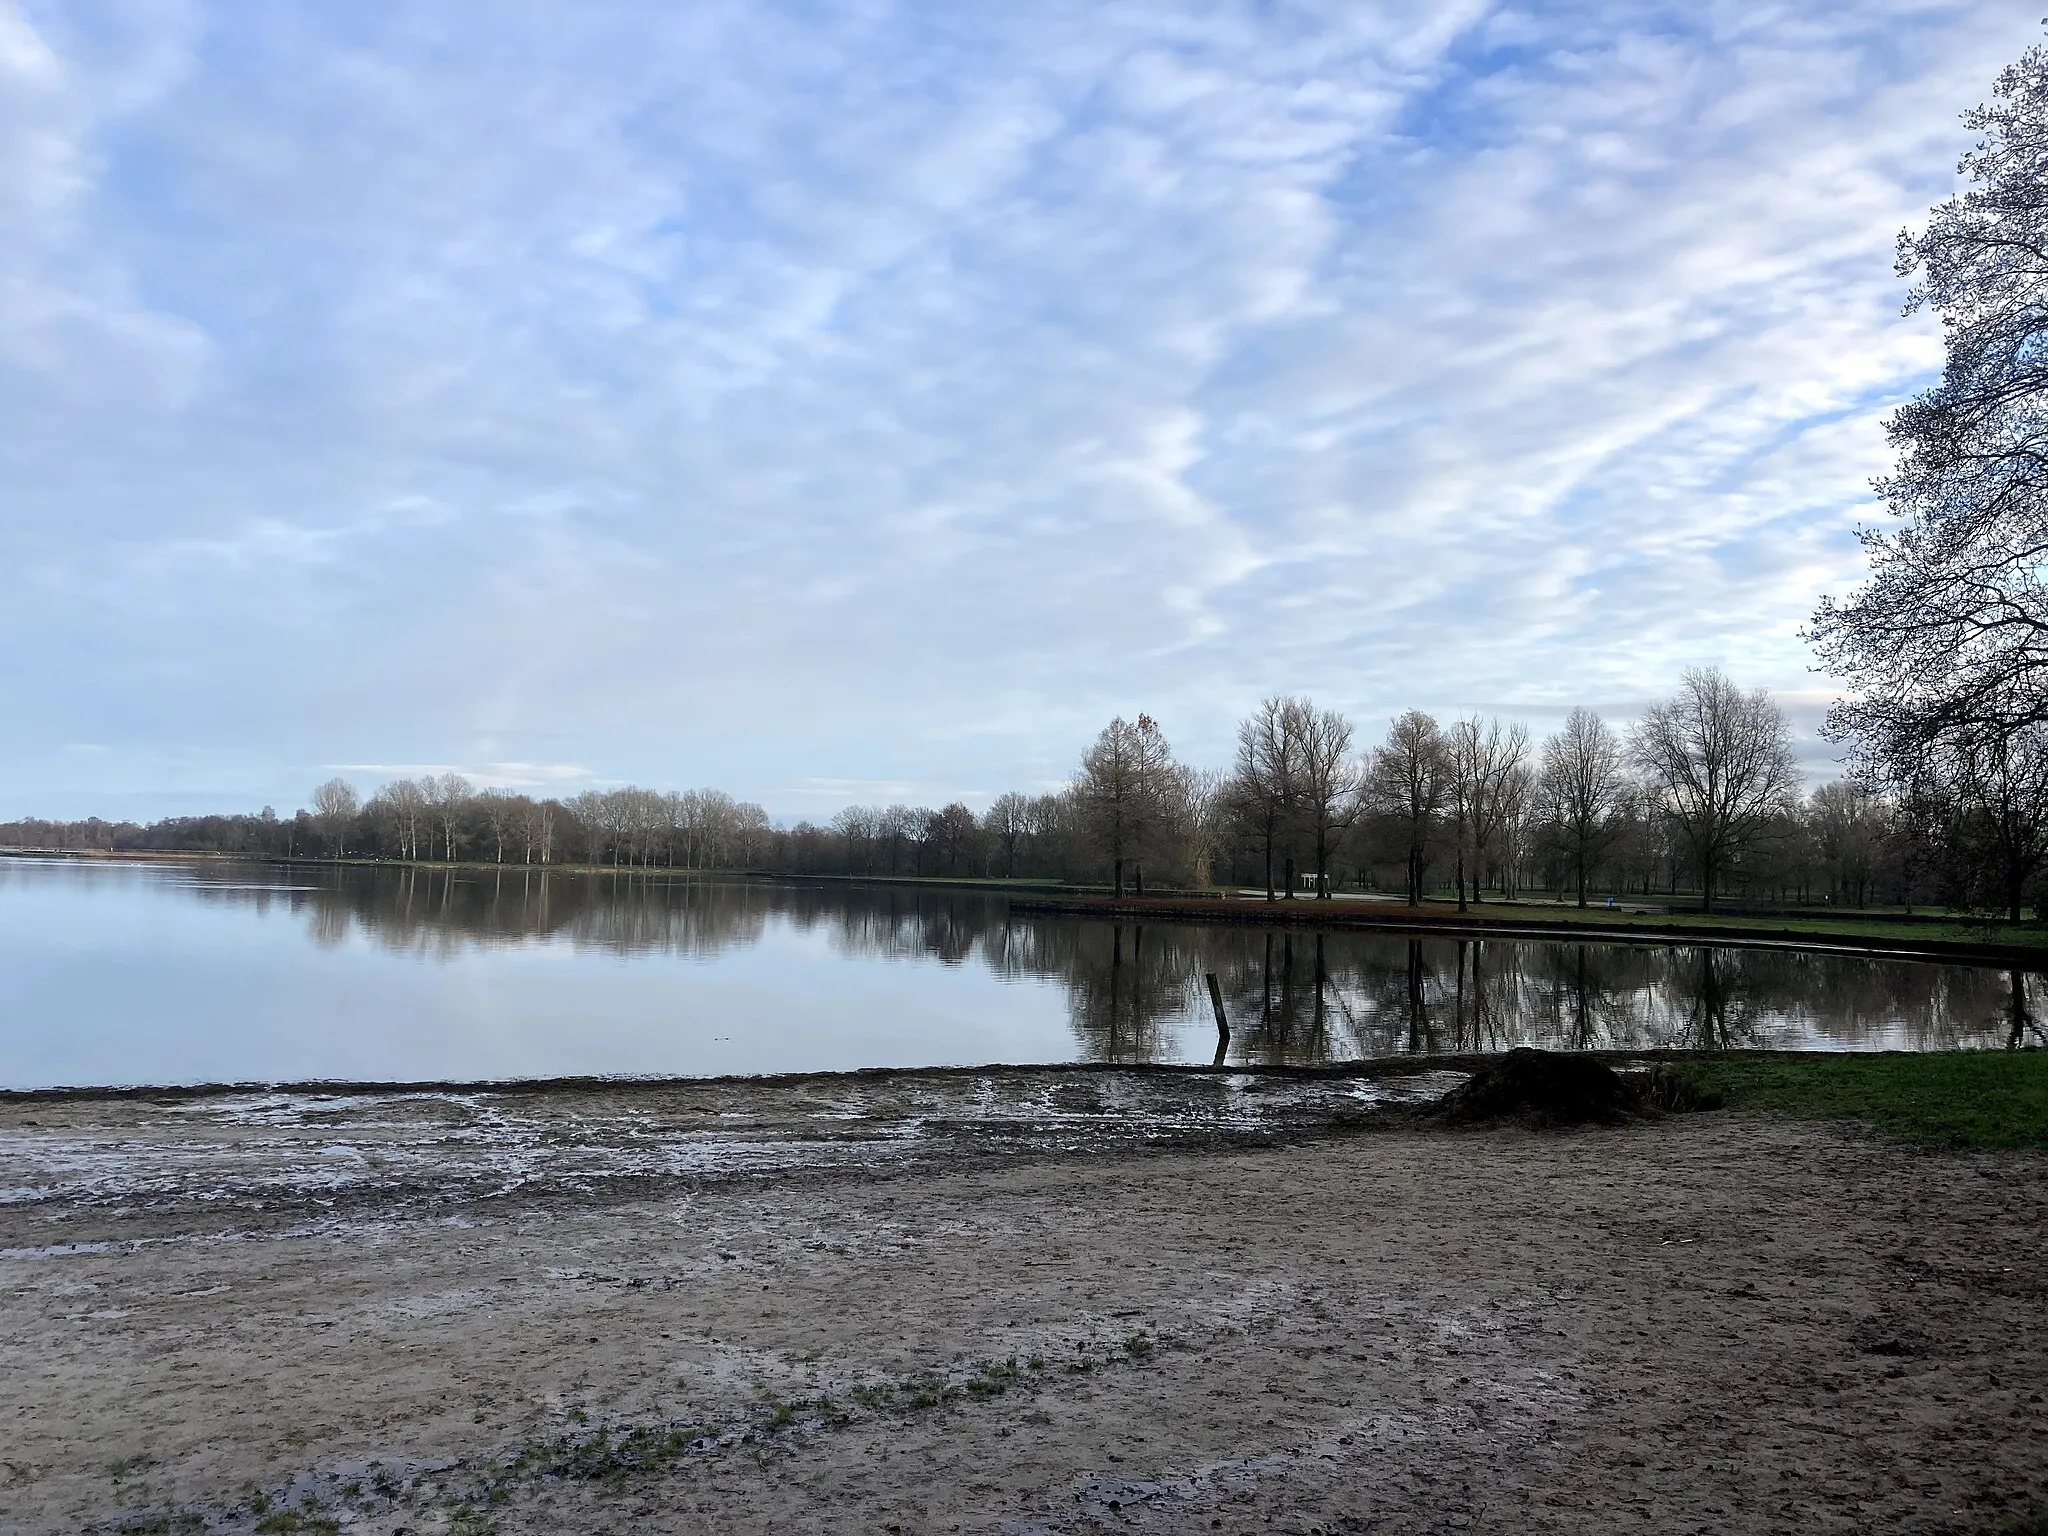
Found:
<box><xmin>0</xmin><ymin>856</ymin><xmax>2033</xmax><ymax>1089</ymax></box>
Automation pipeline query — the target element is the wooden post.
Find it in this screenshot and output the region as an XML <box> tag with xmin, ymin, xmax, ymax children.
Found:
<box><xmin>1205</xmin><ymin>972</ymin><xmax>1230</xmax><ymax>1067</ymax></box>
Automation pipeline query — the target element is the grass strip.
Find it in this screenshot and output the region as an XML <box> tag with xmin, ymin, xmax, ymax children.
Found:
<box><xmin>1672</xmin><ymin>1052</ymin><xmax>2048</xmax><ymax>1150</ymax></box>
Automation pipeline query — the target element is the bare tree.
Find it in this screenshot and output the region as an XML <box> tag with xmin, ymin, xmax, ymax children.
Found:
<box><xmin>875</xmin><ymin>805</ymin><xmax>916</xmax><ymax>874</ymax></box>
<box><xmin>420</xmin><ymin>773</ymin><xmax>471</xmax><ymax>862</ymax></box>
<box><xmin>1539</xmin><ymin>707</ymin><xmax>1627</xmax><ymax>906</ymax></box>
<box><xmin>1813</xmin><ymin>43</ymin><xmax>2048</xmax><ymax>748</ymax></box>
<box><xmin>1289</xmin><ymin>699</ymin><xmax>1362</xmax><ymax>899</ymax></box>
<box><xmin>1447</xmin><ymin>716</ymin><xmax>1530</xmax><ymax>909</ymax></box>
<box><xmin>1895</xmin><ymin>719</ymin><xmax>2048</xmax><ymax>920</ymax></box>
<box><xmin>729</xmin><ymin>801</ymin><xmax>772</xmax><ymax>868</ymax></box>
<box><xmin>832</xmin><ymin>804</ymin><xmax>879</xmax><ymax>874</ymax></box>
<box><xmin>1029</xmin><ymin>792</ymin><xmax>1075</xmax><ymax>877</ymax></box>
<box><xmin>521</xmin><ymin>797</ymin><xmax>556</xmax><ymax>865</ymax></box>
<box><xmin>928</xmin><ymin>803</ymin><xmax>979</xmax><ymax>875</ymax></box>
<box><xmin>475</xmin><ymin>790</ymin><xmax>517</xmax><ymax>864</ymax></box>
<box><xmin>985</xmin><ymin>792</ymin><xmax>1031</xmax><ymax>877</ymax></box>
<box><xmin>1808</xmin><ymin>780</ymin><xmax>1888</xmax><ymax>907</ymax></box>
<box><xmin>1176</xmin><ymin>765</ymin><xmax>1227</xmax><ymax>889</ymax></box>
<box><xmin>363</xmin><ymin>778</ymin><xmax>424</xmax><ymax>860</ymax></box>
<box><xmin>1629</xmin><ymin>669</ymin><xmax>1799</xmax><ymax>912</ymax></box>
<box><xmin>1492</xmin><ymin>758</ymin><xmax>1534</xmax><ymax>898</ymax></box>
<box><xmin>1367</xmin><ymin>712</ymin><xmax>1447</xmax><ymax>906</ymax></box>
<box><xmin>1077</xmin><ymin>714</ymin><xmax>1179</xmax><ymax>896</ymax></box>
<box><xmin>1230</xmin><ymin>698</ymin><xmax>1298</xmax><ymax>900</ymax></box>
<box><xmin>310</xmin><ymin>778</ymin><xmax>359</xmax><ymax>859</ymax></box>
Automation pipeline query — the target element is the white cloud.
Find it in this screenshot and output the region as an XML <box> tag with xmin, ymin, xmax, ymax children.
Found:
<box><xmin>331</xmin><ymin>763</ymin><xmax>594</xmax><ymax>791</ymax></box>
<box><xmin>0</xmin><ymin>0</ymin><xmax>2036</xmax><ymax>817</ymax></box>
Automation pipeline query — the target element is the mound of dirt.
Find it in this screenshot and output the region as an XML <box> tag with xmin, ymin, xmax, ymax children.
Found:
<box><xmin>1433</xmin><ymin>1048</ymin><xmax>1641</xmax><ymax>1126</ymax></box>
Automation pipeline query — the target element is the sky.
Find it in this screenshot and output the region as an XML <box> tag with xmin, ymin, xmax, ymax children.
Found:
<box><xmin>1</xmin><ymin>0</ymin><xmax>2036</xmax><ymax>822</ymax></box>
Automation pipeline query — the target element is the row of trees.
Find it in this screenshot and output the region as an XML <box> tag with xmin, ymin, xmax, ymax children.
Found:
<box><xmin>2</xmin><ymin>667</ymin><xmax>1924</xmax><ymax>912</ymax></box>
<box><xmin>298</xmin><ymin>777</ymin><xmax>779</xmax><ymax>870</ymax></box>
<box><xmin>1045</xmin><ymin>669</ymin><xmax>1846</xmax><ymax>913</ymax></box>
<box><xmin>1</xmin><ymin>782</ymin><xmax>778</xmax><ymax>872</ymax></box>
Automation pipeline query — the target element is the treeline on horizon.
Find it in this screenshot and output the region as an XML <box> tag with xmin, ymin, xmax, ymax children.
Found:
<box><xmin>0</xmin><ymin>665</ymin><xmax>1989</xmax><ymax>916</ymax></box>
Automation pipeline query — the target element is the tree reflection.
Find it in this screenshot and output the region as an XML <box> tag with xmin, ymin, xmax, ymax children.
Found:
<box><xmin>1062</xmin><ymin>924</ymin><xmax>1192</xmax><ymax>1062</ymax></box>
<box><xmin>164</xmin><ymin>864</ymin><xmax>2037</xmax><ymax>1059</ymax></box>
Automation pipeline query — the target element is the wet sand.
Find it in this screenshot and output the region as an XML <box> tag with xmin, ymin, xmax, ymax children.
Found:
<box><xmin>1</xmin><ymin>1069</ymin><xmax>2044</xmax><ymax>1534</ymax></box>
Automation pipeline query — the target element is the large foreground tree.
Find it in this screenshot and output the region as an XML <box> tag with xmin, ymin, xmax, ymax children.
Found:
<box><xmin>1810</xmin><ymin>39</ymin><xmax>2048</xmax><ymax>915</ymax></box>
<box><xmin>1813</xmin><ymin>44</ymin><xmax>2048</xmax><ymax>741</ymax></box>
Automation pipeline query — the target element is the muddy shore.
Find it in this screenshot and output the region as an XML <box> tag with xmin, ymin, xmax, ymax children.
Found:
<box><xmin>2</xmin><ymin>1068</ymin><xmax>2044</xmax><ymax>1535</ymax></box>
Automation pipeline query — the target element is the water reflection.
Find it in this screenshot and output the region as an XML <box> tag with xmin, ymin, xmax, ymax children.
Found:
<box><xmin>1</xmin><ymin>859</ymin><xmax>2038</xmax><ymax>1082</ymax></box>
<box><xmin>113</xmin><ymin>863</ymin><xmax>2048</xmax><ymax>1054</ymax></box>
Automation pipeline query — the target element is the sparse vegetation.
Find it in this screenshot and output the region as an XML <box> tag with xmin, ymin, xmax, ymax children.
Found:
<box><xmin>93</xmin><ymin>1333</ymin><xmax>1191</xmax><ymax>1535</ymax></box>
<box><xmin>254</xmin><ymin>1512</ymin><xmax>339</xmax><ymax>1535</ymax></box>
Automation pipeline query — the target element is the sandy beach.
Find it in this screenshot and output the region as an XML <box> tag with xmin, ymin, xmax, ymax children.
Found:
<box><xmin>1</xmin><ymin>1069</ymin><xmax>2043</xmax><ymax>1535</ymax></box>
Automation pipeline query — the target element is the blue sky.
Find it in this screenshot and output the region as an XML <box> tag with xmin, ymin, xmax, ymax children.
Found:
<box><xmin>1</xmin><ymin>0</ymin><xmax>2034</xmax><ymax>820</ymax></box>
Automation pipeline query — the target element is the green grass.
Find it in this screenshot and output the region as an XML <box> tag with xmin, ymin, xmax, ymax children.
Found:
<box><xmin>1672</xmin><ymin>1052</ymin><xmax>2048</xmax><ymax>1150</ymax></box>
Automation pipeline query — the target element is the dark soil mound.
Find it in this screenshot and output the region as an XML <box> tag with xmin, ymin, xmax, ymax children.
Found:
<box><xmin>1433</xmin><ymin>1048</ymin><xmax>1640</xmax><ymax>1126</ymax></box>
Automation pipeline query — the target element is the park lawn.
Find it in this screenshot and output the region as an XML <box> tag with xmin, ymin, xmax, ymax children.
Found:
<box><xmin>1674</xmin><ymin>1052</ymin><xmax>2048</xmax><ymax>1150</ymax></box>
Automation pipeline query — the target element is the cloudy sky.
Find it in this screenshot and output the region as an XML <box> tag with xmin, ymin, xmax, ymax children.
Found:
<box><xmin>1</xmin><ymin>0</ymin><xmax>2034</xmax><ymax>820</ymax></box>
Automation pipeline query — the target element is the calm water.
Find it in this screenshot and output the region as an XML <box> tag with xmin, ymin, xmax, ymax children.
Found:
<box><xmin>0</xmin><ymin>857</ymin><xmax>2037</xmax><ymax>1089</ymax></box>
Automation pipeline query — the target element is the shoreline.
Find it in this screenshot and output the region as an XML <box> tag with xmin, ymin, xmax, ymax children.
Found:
<box><xmin>7</xmin><ymin>845</ymin><xmax>2039</xmax><ymax>961</ymax></box>
<box><xmin>0</xmin><ymin>1045</ymin><xmax>1982</xmax><ymax>1106</ymax></box>
<box><xmin>1009</xmin><ymin>892</ymin><xmax>2048</xmax><ymax>967</ymax></box>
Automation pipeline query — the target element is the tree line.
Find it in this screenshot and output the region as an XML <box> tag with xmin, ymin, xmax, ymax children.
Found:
<box><xmin>0</xmin><ymin>666</ymin><xmax>1930</xmax><ymax>913</ymax></box>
